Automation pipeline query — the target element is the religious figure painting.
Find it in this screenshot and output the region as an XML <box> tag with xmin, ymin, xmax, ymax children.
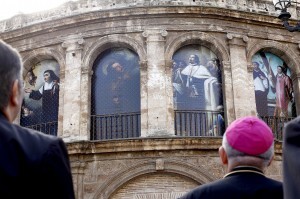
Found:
<box><xmin>172</xmin><ymin>45</ymin><xmax>223</xmax><ymax>111</ymax></box>
<box><xmin>21</xmin><ymin>60</ymin><xmax>60</xmax><ymax>135</ymax></box>
<box><xmin>252</xmin><ymin>52</ymin><xmax>296</xmax><ymax>117</ymax></box>
<box><xmin>92</xmin><ymin>48</ymin><xmax>140</xmax><ymax>115</ymax></box>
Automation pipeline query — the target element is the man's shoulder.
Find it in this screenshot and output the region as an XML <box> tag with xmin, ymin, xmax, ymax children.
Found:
<box><xmin>180</xmin><ymin>176</ymin><xmax>283</xmax><ymax>199</ymax></box>
<box><xmin>14</xmin><ymin>124</ymin><xmax>61</xmax><ymax>146</ymax></box>
<box><xmin>179</xmin><ymin>179</ymin><xmax>228</xmax><ymax>199</ymax></box>
<box><xmin>0</xmin><ymin>120</ymin><xmax>63</xmax><ymax>156</ymax></box>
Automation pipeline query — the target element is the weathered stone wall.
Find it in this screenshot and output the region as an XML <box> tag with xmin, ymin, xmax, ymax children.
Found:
<box><xmin>68</xmin><ymin>138</ymin><xmax>283</xmax><ymax>199</ymax></box>
<box><xmin>1</xmin><ymin>0</ymin><xmax>295</xmax><ymax>33</ymax></box>
<box><xmin>1</xmin><ymin>1</ymin><xmax>299</xmax><ymax>198</ymax></box>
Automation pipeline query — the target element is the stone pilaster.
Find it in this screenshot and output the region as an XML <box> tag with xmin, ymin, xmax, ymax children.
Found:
<box><xmin>61</xmin><ymin>36</ymin><xmax>85</xmax><ymax>141</ymax></box>
<box><xmin>294</xmin><ymin>73</ymin><xmax>300</xmax><ymax>115</ymax></box>
<box><xmin>71</xmin><ymin>161</ymin><xmax>86</xmax><ymax>199</ymax></box>
<box><xmin>142</xmin><ymin>29</ymin><xmax>174</xmax><ymax>137</ymax></box>
<box><xmin>227</xmin><ymin>33</ymin><xmax>255</xmax><ymax>119</ymax></box>
<box><xmin>246</xmin><ymin>62</ymin><xmax>257</xmax><ymax>116</ymax></box>
<box><xmin>139</xmin><ymin>60</ymin><xmax>148</xmax><ymax>137</ymax></box>
<box><xmin>222</xmin><ymin>60</ymin><xmax>235</xmax><ymax>125</ymax></box>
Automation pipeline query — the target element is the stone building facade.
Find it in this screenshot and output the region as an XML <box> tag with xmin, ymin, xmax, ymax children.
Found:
<box><xmin>1</xmin><ymin>0</ymin><xmax>299</xmax><ymax>198</ymax></box>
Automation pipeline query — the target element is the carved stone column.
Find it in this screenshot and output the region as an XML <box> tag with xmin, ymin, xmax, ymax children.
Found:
<box><xmin>247</xmin><ymin>62</ymin><xmax>257</xmax><ymax>116</ymax></box>
<box><xmin>294</xmin><ymin>73</ymin><xmax>300</xmax><ymax>115</ymax></box>
<box><xmin>142</xmin><ymin>29</ymin><xmax>174</xmax><ymax>137</ymax></box>
<box><xmin>222</xmin><ymin>60</ymin><xmax>235</xmax><ymax>125</ymax></box>
<box><xmin>62</xmin><ymin>36</ymin><xmax>85</xmax><ymax>140</ymax></box>
<box><xmin>139</xmin><ymin>60</ymin><xmax>148</xmax><ymax>137</ymax></box>
<box><xmin>71</xmin><ymin>161</ymin><xmax>86</xmax><ymax>199</ymax></box>
<box><xmin>227</xmin><ymin>33</ymin><xmax>255</xmax><ymax>119</ymax></box>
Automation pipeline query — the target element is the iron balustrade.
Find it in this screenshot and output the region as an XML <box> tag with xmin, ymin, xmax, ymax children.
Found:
<box><xmin>24</xmin><ymin>121</ymin><xmax>58</xmax><ymax>136</ymax></box>
<box><xmin>260</xmin><ymin>116</ymin><xmax>295</xmax><ymax>140</ymax></box>
<box><xmin>175</xmin><ymin>112</ymin><xmax>295</xmax><ymax>140</ymax></box>
<box><xmin>90</xmin><ymin>112</ymin><xmax>141</xmax><ymax>140</ymax></box>
<box><xmin>174</xmin><ymin>110</ymin><xmax>225</xmax><ymax>137</ymax></box>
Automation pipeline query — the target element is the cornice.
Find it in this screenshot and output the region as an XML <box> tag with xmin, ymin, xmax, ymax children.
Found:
<box><xmin>0</xmin><ymin>0</ymin><xmax>281</xmax><ymax>33</ymax></box>
<box><xmin>66</xmin><ymin>137</ymin><xmax>283</xmax><ymax>155</ymax></box>
<box><xmin>0</xmin><ymin>6</ymin><xmax>289</xmax><ymax>41</ymax></box>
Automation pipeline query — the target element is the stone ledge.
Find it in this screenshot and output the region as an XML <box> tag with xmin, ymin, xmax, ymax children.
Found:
<box><xmin>66</xmin><ymin>137</ymin><xmax>282</xmax><ymax>155</ymax></box>
<box><xmin>0</xmin><ymin>0</ymin><xmax>285</xmax><ymax>33</ymax></box>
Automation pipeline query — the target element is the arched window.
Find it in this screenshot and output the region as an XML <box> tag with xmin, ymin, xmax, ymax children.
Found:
<box><xmin>91</xmin><ymin>48</ymin><xmax>141</xmax><ymax>140</ymax></box>
<box><xmin>252</xmin><ymin>52</ymin><xmax>296</xmax><ymax>118</ymax></box>
<box><xmin>252</xmin><ymin>52</ymin><xmax>296</xmax><ymax>139</ymax></box>
<box><xmin>21</xmin><ymin>60</ymin><xmax>60</xmax><ymax>136</ymax></box>
<box><xmin>172</xmin><ymin>45</ymin><xmax>224</xmax><ymax>137</ymax></box>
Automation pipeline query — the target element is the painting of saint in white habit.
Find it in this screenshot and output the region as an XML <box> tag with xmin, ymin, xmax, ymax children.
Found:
<box><xmin>172</xmin><ymin>45</ymin><xmax>223</xmax><ymax>111</ymax></box>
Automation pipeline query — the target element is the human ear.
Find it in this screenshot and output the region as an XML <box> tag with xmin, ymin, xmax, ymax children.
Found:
<box><xmin>267</xmin><ymin>155</ymin><xmax>274</xmax><ymax>167</ymax></box>
<box><xmin>219</xmin><ymin>146</ymin><xmax>228</xmax><ymax>165</ymax></box>
<box><xmin>5</xmin><ymin>80</ymin><xmax>23</xmax><ymax>122</ymax></box>
<box><xmin>11</xmin><ymin>80</ymin><xmax>21</xmax><ymax>106</ymax></box>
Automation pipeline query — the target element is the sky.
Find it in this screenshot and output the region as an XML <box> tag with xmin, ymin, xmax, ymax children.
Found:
<box><xmin>0</xmin><ymin>0</ymin><xmax>75</xmax><ymax>21</ymax></box>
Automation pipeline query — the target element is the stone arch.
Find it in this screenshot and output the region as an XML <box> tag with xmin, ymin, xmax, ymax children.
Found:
<box><xmin>20</xmin><ymin>47</ymin><xmax>65</xmax><ymax>135</ymax></box>
<box><xmin>247</xmin><ymin>40</ymin><xmax>300</xmax><ymax>116</ymax></box>
<box><xmin>82</xmin><ymin>34</ymin><xmax>147</xmax><ymax>71</ymax></box>
<box><xmin>165</xmin><ymin>31</ymin><xmax>230</xmax><ymax>64</ymax></box>
<box><xmin>92</xmin><ymin>159</ymin><xmax>217</xmax><ymax>199</ymax></box>
<box><xmin>84</xmin><ymin>35</ymin><xmax>146</xmax><ymax>140</ymax></box>
<box><xmin>247</xmin><ymin>40</ymin><xmax>299</xmax><ymax>76</ymax></box>
<box><xmin>166</xmin><ymin>31</ymin><xmax>229</xmax><ymax>124</ymax></box>
<box><xmin>22</xmin><ymin>48</ymin><xmax>65</xmax><ymax>78</ymax></box>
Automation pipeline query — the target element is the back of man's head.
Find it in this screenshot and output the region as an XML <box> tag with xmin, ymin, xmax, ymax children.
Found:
<box><xmin>222</xmin><ymin>116</ymin><xmax>274</xmax><ymax>167</ymax></box>
<box><xmin>0</xmin><ymin>40</ymin><xmax>22</xmax><ymax>111</ymax></box>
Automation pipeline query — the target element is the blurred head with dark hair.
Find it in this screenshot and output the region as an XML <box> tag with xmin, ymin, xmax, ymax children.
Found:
<box><xmin>0</xmin><ymin>40</ymin><xmax>24</xmax><ymax>122</ymax></box>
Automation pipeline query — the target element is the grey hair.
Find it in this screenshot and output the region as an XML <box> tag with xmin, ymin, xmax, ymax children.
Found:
<box><xmin>222</xmin><ymin>132</ymin><xmax>274</xmax><ymax>167</ymax></box>
<box><xmin>0</xmin><ymin>40</ymin><xmax>23</xmax><ymax>111</ymax></box>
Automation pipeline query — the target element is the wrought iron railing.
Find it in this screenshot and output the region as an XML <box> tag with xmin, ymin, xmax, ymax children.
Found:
<box><xmin>90</xmin><ymin>112</ymin><xmax>141</xmax><ymax>140</ymax></box>
<box><xmin>260</xmin><ymin>116</ymin><xmax>295</xmax><ymax>140</ymax></box>
<box><xmin>174</xmin><ymin>112</ymin><xmax>295</xmax><ymax>140</ymax></box>
<box><xmin>24</xmin><ymin>121</ymin><xmax>58</xmax><ymax>136</ymax></box>
<box><xmin>174</xmin><ymin>110</ymin><xmax>225</xmax><ymax>137</ymax></box>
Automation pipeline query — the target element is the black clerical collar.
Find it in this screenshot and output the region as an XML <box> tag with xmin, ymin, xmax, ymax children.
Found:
<box><xmin>223</xmin><ymin>166</ymin><xmax>265</xmax><ymax>178</ymax></box>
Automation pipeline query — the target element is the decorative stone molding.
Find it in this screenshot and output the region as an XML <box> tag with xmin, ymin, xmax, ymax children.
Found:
<box><xmin>135</xmin><ymin>192</ymin><xmax>185</xmax><ymax>199</ymax></box>
<box><xmin>142</xmin><ymin>29</ymin><xmax>168</xmax><ymax>42</ymax></box>
<box><xmin>165</xmin><ymin>31</ymin><xmax>230</xmax><ymax>63</ymax></box>
<box><xmin>247</xmin><ymin>62</ymin><xmax>254</xmax><ymax>72</ymax></box>
<box><xmin>139</xmin><ymin>60</ymin><xmax>148</xmax><ymax>70</ymax></box>
<box><xmin>21</xmin><ymin>48</ymin><xmax>66</xmax><ymax>81</ymax></box>
<box><xmin>0</xmin><ymin>0</ymin><xmax>287</xmax><ymax>33</ymax></box>
<box><xmin>165</xmin><ymin>59</ymin><xmax>174</xmax><ymax>69</ymax></box>
<box><xmin>156</xmin><ymin>159</ymin><xmax>165</xmax><ymax>171</ymax></box>
<box><xmin>81</xmin><ymin>67</ymin><xmax>89</xmax><ymax>75</ymax></box>
<box><xmin>92</xmin><ymin>158</ymin><xmax>217</xmax><ymax>199</ymax></box>
<box><xmin>71</xmin><ymin>161</ymin><xmax>86</xmax><ymax>175</ymax></box>
<box><xmin>82</xmin><ymin>35</ymin><xmax>146</xmax><ymax>71</ymax></box>
<box><xmin>227</xmin><ymin>33</ymin><xmax>249</xmax><ymax>46</ymax></box>
<box><xmin>62</xmin><ymin>36</ymin><xmax>85</xmax><ymax>52</ymax></box>
<box><xmin>247</xmin><ymin>40</ymin><xmax>299</xmax><ymax>76</ymax></box>
<box><xmin>222</xmin><ymin>61</ymin><xmax>231</xmax><ymax>72</ymax></box>
<box><xmin>226</xmin><ymin>33</ymin><xmax>249</xmax><ymax>42</ymax></box>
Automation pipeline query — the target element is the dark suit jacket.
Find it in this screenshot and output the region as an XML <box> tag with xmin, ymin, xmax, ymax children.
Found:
<box><xmin>0</xmin><ymin>112</ymin><xmax>75</xmax><ymax>199</ymax></box>
<box><xmin>179</xmin><ymin>166</ymin><xmax>283</xmax><ymax>199</ymax></box>
<box><xmin>283</xmin><ymin>116</ymin><xmax>300</xmax><ymax>199</ymax></box>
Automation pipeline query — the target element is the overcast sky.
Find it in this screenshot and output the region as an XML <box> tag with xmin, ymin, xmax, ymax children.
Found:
<box><xmin>0</xmin><ymin>0</ymin><xmax>76</xmax><ymax>21</ymax></box>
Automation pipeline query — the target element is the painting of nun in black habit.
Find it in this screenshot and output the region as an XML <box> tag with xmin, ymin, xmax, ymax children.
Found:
<box><xmin>22</xmin><ymin>60</ymin><xmax>60</xmax><ymax>135</ymax></box>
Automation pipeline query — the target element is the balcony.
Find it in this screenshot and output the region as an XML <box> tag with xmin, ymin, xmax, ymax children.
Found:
<box><xmin>260</xmin><ymin>116</ymin><xmax>295</xmax><ymax>140</ymax></box>
<box><xmin>23</xmin><ymin>113</ymin><xmax>294</xmax><ymax>141</ymax></box>
<box><xmin>24</xmin><ymin>121</ymin><xmax>58</xmax><ymax>136</ymax></box>
<box><xmin>175</xmin><ymin>110</ymin><xmax>225</xmax><ymax>137</ymax></box>
<box><xmin>90</xmin><ymin>112</ymin><xmax>141</xmax><ymax>140</ymax></box>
